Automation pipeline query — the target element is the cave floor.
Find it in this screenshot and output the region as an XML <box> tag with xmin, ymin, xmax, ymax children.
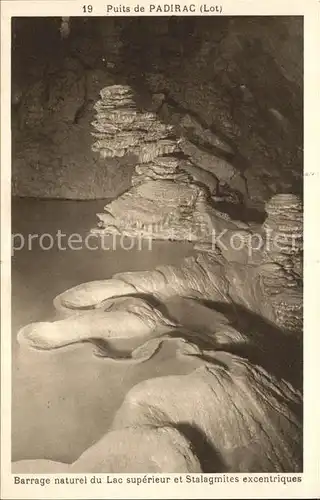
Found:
<box><xmin>11</xmin><ymin>197</ymin><xmax>196</xmax><ymax>464</ymax></box>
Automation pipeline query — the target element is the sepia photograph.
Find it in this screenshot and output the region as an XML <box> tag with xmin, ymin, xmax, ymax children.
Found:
<box><xmin>8</xmin><ymin>14</ymin><xmax>304</xmax><ymax>477</ymax></box>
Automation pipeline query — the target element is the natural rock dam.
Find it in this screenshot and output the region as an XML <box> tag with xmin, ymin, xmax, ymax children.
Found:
<box><xmin>11</xmin><ymin>16</ymin><xmax>303</xmax><ymax>473</ymax></box>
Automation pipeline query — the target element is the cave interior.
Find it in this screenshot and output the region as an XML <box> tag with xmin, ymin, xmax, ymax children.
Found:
<box><xmin>11</xmin><ymin>16</ymin><xmax>303</xmax><ymax>474</ymax></box>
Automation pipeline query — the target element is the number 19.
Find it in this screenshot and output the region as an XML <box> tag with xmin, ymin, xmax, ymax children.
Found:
<box><xmin>83</xmin><ymin>5</ymin><xmax>93</xmax><ymax>13</ymax></box>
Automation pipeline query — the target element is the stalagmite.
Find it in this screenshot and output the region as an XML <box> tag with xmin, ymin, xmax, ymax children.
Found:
<box><xmin>14</xmin><ymin>84</ymin><xmax>303</xmax><ymax>474</ymax></box>
<box><xmin>90</xmin><ymin>84</ymin><xmax>244</xmax><ymax>241</ymax></box>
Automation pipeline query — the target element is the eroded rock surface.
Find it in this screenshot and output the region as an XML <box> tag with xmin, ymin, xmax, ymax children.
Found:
<box><xmin>137</xmin><ymin>17</ymin><xmax>303</xmax><ymax>209</ymax></box>
<box><xmin>15</xmin><ymin>192</ymin><xmax>303</xmax><ymax>473</ymax></box>
<box><xmin>14</xmin><ymin>426</ymin><xmax>202</xmax><ymax>473</ymax></box>
<box><xmin>12</xmin><ymin>20</ymin><xmax>131</xmax><ymax>199</ymax></box>
<box><xmin>12</xmin><ymin>17</ymin><xmax>303</xmax><ymax>474</ymax></box>
<box><xmin>12</xmin><ymin>17</ymin><xmax>302</xmax><ymax>205</ymax></box>
<box><xmin>91</xmin><ymin>84</ymin><xmax>250</xmax><ymax>241</ymax></box>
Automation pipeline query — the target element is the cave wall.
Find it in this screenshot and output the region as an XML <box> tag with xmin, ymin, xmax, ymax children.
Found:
<box><xmin>11</xmin><ymin>18</ymin><xmax>134</xmax><ymax>199</ymax></box>
<box><xmin>122</xmin><ymin>16</ymin><xmax>303</xmax><ymax>209</ymax></box>
<box><xmin>12</xmin><ymin>16</ymin><xmax>303</xmax><ymax>209</ymax></box>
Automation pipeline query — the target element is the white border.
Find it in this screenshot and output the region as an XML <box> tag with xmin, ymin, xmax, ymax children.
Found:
<box><xmin>1</xmin><ymin>2</ymin><xmax>320</xmax><ymax>498</ymax></box>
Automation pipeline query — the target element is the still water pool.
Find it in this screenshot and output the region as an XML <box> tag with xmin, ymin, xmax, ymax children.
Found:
<box><xmin>11</xmin><ymin>198</ymin><xmax>195</xmax><ymax>463</ymax></box>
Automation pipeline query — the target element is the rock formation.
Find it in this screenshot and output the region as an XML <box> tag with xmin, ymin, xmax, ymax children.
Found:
<box><xmin>13</xmin><ymin>351</ymin><xmax>301</xmax><ymax>473</ymax></box>
<box><xmin>90</xmin><ymin>84</ymin><xmax>249</xmax><ymax>241</ymax></box>
<box><xmin>12</xmin><ymin>17</ymin><xmax>302</xmax><ymax>205</ymax></box>
<box><xmin>12</xmin><ymin>18</ymin><xmax>303</xmax><ymax>475</ymax></box>
<box><xmin>15</xmin><ymin>186</ymin><xmax>303</xmax><ymax>473</ymax></box>
<box><xmin>14</xmin><ymin>88</ymin><xmax>303</xmax><ymax>473</ymax></box>
<box><xmin>139</xmin><ymin>17</ymin><xmax>303</xmax><ymax>210</ymax></box>
<box><xmin>11</xmin><ymin>20</ymin><xmax>132</xmax><ymax>200</ymax></box>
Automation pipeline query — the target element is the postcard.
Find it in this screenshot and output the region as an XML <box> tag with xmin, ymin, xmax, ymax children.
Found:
<box><xmin>1</xmin><ymin>1</ymin><xmax>319</xmax><ymax>498</ymax></box>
